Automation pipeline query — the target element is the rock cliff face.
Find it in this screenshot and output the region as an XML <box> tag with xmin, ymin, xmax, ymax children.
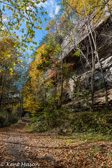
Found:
<box><xmin>62</xmin><ymin>16</ymin><xmax>112</xmax><ymax>100</ymax></box>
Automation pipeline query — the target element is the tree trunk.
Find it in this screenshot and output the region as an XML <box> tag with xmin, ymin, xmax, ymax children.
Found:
<box><xmin>87</xmin><ymin>35</ymin><xmax>95</xmax><ymax>109</ymax></box>
<box><xmin>88</xmin><ymin>26</ymin><xmax>109</xmax><ymax>106</ymax></box>
<box><xmin>58</xmin><ymin>52</ymin><xmax>63</xmax><ymax>107</ymax></box>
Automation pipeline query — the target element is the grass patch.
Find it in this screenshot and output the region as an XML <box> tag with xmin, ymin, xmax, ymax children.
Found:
<box><xmin>14</xmin><ymin>119</ymin><xmax>22</xmax><ymax>125</ymax></box>
<box><xmin>59</xmin><ymin>132</ymin><xmax>112</xmax><ymax>146</ymax></box>
<box><xmin>74</xmin><ymin>132</ymin><xmax>112</xmax><ymax>141</ymax></box>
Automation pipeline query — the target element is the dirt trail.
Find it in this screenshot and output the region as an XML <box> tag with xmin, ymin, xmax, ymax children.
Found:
<box><xmin>0</xmin><ymin>118</ymin><xmax>112</xmax><ymax>168</ymax></box>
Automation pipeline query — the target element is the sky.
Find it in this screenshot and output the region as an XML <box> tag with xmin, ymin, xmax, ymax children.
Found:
<box><xmin>33</xmin><ymin>0</ymin><xmax>61</xmax><ymax>57</ymax></box>
<box><xmin>1</xmin><ymin>0</ymin><xmax>61</xmax><ymax>50</ymax></box>
<box><xmin>34</xmin><ymin>0</ymin><xmax>61</xmax><ymax>47</ymax></box>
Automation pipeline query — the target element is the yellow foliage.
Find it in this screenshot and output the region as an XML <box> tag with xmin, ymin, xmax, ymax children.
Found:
<box><xmin>23</xmin><ymin>45</ymin><xmax>52</xmax><ymax>115</ymax></box>
<box><xmin>65</xmin><ymin>0</ymin><xmax>111</xmax><ymax>20</ymax></box>
<box><xmin>0</xmin><ymin>36</ymin><xmax>22</xmax><ymax>75</ymax></box>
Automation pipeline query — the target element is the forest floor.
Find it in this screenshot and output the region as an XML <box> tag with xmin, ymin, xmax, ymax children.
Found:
<box><xmin>0</xmin><ymin>118</ymin><xmax>112</xmax><ymax>168</ymax></box>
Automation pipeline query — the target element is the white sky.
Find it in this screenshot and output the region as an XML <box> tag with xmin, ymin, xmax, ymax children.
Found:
<box><xmin>38</xmin><ymin>0</ymin><xmax>61</xmax><ymax>18</ymax></box>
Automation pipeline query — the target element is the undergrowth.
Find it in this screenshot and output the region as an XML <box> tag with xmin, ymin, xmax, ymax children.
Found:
<box><xmin>26</xmin><ymin>108</ymin><xmax>112</xmax><ymax>136</ymax></box>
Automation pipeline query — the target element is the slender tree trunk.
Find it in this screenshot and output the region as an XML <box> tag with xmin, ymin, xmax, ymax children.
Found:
<box><xmin>58</xmin><ymin>52</ymin><xmax>63</xmax><ymax>107</ymax></box>
<box><xmin>88</xmin><ymin>25</ymin><xmax>109</xmax><ymax>106</ymax></box>
<box><xmin>44</xmin><ymin>87</ymin><xmax>46</xmax><ymax>107</ymax></box>
<box><xmin>0</xmin><ymin>76</ymin><xmax>3</xmax><ymax>110</ymax></box>
<box><xmin>56</xmin><ymin>72</ymin><xmax>60</xmax><ymax>106</ymax></box>
<box><xmin>87</xmin><ymin>35</ymin><xmax>95</xmax><ymax>109</ymax></box>
<box><xmin>91</xmin><ymin>49</ymin><xmax>95</xmax><ymax>109</ymax></box>
<box><xmin>20</xmin><ymin>96</ymin><xmax>23</xmax><ymax>119</ymax></box>
<box><xmin>0</xmin><ymin>69</ymin><xmax>5</xmax><ymax>110</ymax></box>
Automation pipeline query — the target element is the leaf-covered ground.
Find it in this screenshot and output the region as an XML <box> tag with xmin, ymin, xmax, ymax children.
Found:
<box><xmin>0</xmin><ymin>119</ymin><xmax>112</xmax><ymax>168</ymax></box>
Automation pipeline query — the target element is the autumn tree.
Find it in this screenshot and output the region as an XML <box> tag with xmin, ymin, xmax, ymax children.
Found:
<box><xmin>0</xmin><ymin>34</ymin><xmax>25</xmax><ymax>121</ymax></box>
<box><xmin>0</xmin><ymin>0</ymin><xmax>48</xmax><ymax>52</ymax></box>
<box><xmin>22</xmin><ymin>45</ymin><xmax>53</xmax><ymax>115</ymax></box>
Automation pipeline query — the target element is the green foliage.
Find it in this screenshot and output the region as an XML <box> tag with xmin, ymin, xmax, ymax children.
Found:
<box><xmin>70</xmin><ymin>132</ymin><xmax>112</xmax><ymax>142</ymax></box>
<box><xmin>73</xmin><ymin>50</ymin><xmax>80</xmax><ymax>56</ymax></box>
<box><xmin>0</xmin><ymin>112</ymin><xmax>19</xmax><ymax>127</ymax></box>
<box><xmin>3</xmin><ymin>115</ymin><xmax>18</xmax><ymax>127</ymax></box>
<box><xmin>71</xmin><ymin>111</ymin><xmax>112</xmax><ymax>134</ymax></box>
<box><xmin>0</xmin><ymin>115</ymin><xmax>5</xmax><ymax>127</ymax></box>
<box><xmin>27</xmin><ymin>108</ymin><xmax>112</xmax><ymax>135</ymax></box>
<box><xmin>73</xmin><ymin>78</ymin><xmax>91</xmax><ymax>109</ymax></box>
<box><xmin>27</xmin><ymin>106</ymin><xmax>69</xmax><ymax>132</ymax></box>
